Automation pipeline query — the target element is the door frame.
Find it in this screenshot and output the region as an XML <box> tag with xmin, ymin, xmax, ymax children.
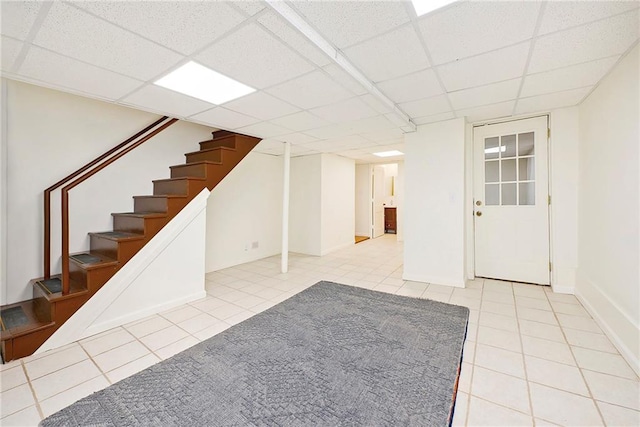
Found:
<box><xmin>471</xmin><ymin>114</ymin><xmax>553</xmax><ymax>285</ymax></box>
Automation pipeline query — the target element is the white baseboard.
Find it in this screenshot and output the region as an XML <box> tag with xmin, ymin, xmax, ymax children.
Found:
<box><xmin>402</xmin><ymin>272</ymin><xmax>465</xmax><ymax>288</ymax></box>
<box><xmin>320</xmin><ymin>241</ymin><xmax>354</xmax><ymax>256</ymax></box>
<box><xmin>551</xmin><ymin>284</ymin><xmax>575</xmax><ymax>294</ymax></box>
<box><xmin>82</xmin><ymin>290</ymin><xmax>206</xmax><ymax>340</ymax></box>
<box><xmin>575</xmin><ymin>275</ymin><xmax>640</xmax><ymax>376</ymax></box>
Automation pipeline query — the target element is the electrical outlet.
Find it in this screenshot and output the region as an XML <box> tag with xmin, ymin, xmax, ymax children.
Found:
<box><xmin>252</xmin><ymin>241</ymin><xmax>259</xmax><ymax>249</ymax></box>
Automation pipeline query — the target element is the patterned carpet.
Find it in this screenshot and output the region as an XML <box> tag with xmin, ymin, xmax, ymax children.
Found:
<box><xmin>41</xmin><ymin>281</ymin><xmax>469</xmax><ymax>426</ymax></box>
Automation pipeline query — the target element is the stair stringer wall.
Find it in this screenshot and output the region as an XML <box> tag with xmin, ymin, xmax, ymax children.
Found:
<box><xmin>36</xmin><ymin>189</ymin><xmax>210</xmax><ymax>353</ymax></box>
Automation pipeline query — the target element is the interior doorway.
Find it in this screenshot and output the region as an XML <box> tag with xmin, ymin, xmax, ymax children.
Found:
<box><xmin>355</xmin><ymin>163</ymin><xmax>401</xmax><ymax>242</ymax></box>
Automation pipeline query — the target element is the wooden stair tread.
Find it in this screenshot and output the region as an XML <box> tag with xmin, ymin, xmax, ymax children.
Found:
<box><xmin>152</xmin><ymin>177</ymin><xmax>206</xmax><ymax>184</ymax></box>
<box><xmin>88</xmin><ymin>231</ymin><xmax>145</xmax><ymax>241</ymax></box>
<box><xmin>69</xmin><ymin>252</ymin><xmax>118</xmax><ymax>270</ymax></box>
<box><xmin>33</xmin><ymin>275</ymin><xmax>87</xmax><ymax>301</ymax></box>
<box><xmin>111</xmin><ymin>212</ymin><xmax>168</xmax><ymax>218</ymax></box>
<box><xmin>184</xmin><ymin>146</ymin><xmax>235</xmax><ymax>157</ymax></box>
<box><xmin>1</xmin><ymin>300</ymin><xmax>55</xmax><ymax>340</ymax></box>
<box><xmin>169</xmin><ymin>160</ymin><xmax>222</xmax><ymax>169</ymax></box>
<box><xmin>132</xmin><ymin>195</ymin><xmax>187</xmax><ymax>200</ymax></box>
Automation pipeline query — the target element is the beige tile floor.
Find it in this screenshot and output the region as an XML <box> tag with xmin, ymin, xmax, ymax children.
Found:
<box><xmin>1</xmin><ymin>234</ymin><xmax>639</xmax><ymax>426</ymax></box>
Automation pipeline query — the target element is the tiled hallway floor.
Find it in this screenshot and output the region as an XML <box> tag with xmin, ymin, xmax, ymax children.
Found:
<box><xmin>1</xmin><ymin>234</ymin><xmax>638</xmax><ymax>426</ymax></box>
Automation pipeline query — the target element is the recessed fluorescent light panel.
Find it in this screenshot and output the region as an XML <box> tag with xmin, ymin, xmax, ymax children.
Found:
<box><xmin>411</xmin><ymin>0</ymin><xmax>457</xmax><ymax>17</ymax></box>
<box><xmin>154</xmin><ymin>61</ymin><xmax>255</xmax><ymax>105</ymax></box>
<box><xmin>374</xmin><ymin>150</ymin><xmax>404</xmax><ymax>158</ymax></box>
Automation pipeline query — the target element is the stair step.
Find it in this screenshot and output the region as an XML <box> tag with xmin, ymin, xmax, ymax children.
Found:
<box><xmin>89</xmin><ymin>231</ymin><xmax>146</xmax><ymax>263</ymax></box>
<box><xmin>133</xmin><ymin>195</ymin><xmax>187</xmax><ymax>214</ymax></box>
<box><xmin>152</xmin><ymin>177</ymin><xmax>206</xmax><ymax>196</ymax></box>
<box><xmin>185</xmin><ymin>146</ymin><xmax>233</xmax><ymax>164</ymax></box>
<box><xmin>170</xmin><ymin>161</ymin><xmax>221</xmax><ymax>179</ymax></box>
<box><xmin>33</xmin><ymin>275</ymin><xmax>87</xmax><ymax>301</ymax></box>
<box><xmin>1</xmin><ymin>300</ymin><xmax>55</xmax><ymax>339</ymax></box>
<box><xmin>69</xmin><ymin>252</ymin><xmax>118</xmax><ymax>270</ymax></box>
<box><xmin>198</xmin><ymin>135</ymin><xmax>237</xmax><ymax>150</ymax></box>
<box><xmin>89</xmin><ymin>231</ymin><xmax>145</xmax><ymax>241</ymax></box>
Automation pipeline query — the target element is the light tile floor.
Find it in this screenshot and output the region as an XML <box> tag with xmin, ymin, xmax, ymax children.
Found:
<box><xmin>1</xmin><ymin>235</ymin><xmax>639</xmax><ymax>426</ymax></box>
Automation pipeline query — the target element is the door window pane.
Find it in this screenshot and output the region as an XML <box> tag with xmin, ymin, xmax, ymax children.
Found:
<box><xmin>502</xmin><ymin>159</ymin><xmax>517</xmax><ymax>181</ymax></box>
<box><xmin>486</xmin><ymin>184</ymin><xmax>499</xmax><ymax>205</ymax></box>
<box><xmin>518</xmin><ymin>132</ymin><xmax>535</xmax><ymax>156</ymax></box>
<box><xmin>502</xmin><ymin>134</ymin><xmax>517</xmax><ymax>158</ymax></box>
<box><xmin>502</xmin><ymin>183</ymin><xmax>517</xmax><ymax>205</ymax></box>
<box><xmin>519</xmin><ymin>158</ymin><xmax>535</xmax><ymax>180</ymax></box>
<box><xmin>519</xmin><ymin>183</ymin><xmax>535</xmax><ymax>205</ymax></box>
<box><xmin>485</xmin><ymin>137</ymin><xmax>500</xmax><ymax>159</ymax></box>
<box><xmin>485</xmin><ymin>161</ymin><xmax>499</xmax><ymax>182</ymax></box>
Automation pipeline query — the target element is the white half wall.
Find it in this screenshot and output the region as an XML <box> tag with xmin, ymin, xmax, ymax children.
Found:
<box><xmin>289</xmin><ymin>154</ymin><xmax>322</xmax><ymax>256</ymax></box>
<box><xmin>355</xmin><ymin>164</ymin><xmax>370</xmax><ymax>237</ymax></box>
<box><xmin>549</xmin><ymin>108</ymin><xmax>579</xmax><ymax>293</ymax></box>
<box><xmin>205</xmin><ymin>152</ymin><xmax>283</xmax><ymax>272</ymax></box>
<box><xmin>321</xmin><ymin>154</ymin><xmax>355</xmax><ymax>255</ymax></box>
<box><xmin>4</xmin><ymin>80</ymin><xmax>213</xmax><ymax>304</ymax></box>
<box><xmin>576</xmin><ymin>46</ymin><xmax>639</xmax><ymax>374</ymax></box>
<box><xmin>404</xmin><ymin>118</ymin><xmax>466</xmax><ymax>287</ymax></box>
<box><xmin>38</xmin><ymin>189</ymin><xmax>209</xmax><ymax>352</ymax></box>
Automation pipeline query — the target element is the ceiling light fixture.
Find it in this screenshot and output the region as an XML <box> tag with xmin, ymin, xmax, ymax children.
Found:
<box><xmin>374</xmin><ymin>150</ymin><xmax>404</xmax><ymax>157</ymax></box>
<box><xmin>265</xmin><ymin>0</ymin><xmax>416</xmax><ymax>133</ymax></box>
<box><xmin>411</xmin><ymin>0</ymin><xmax>458</xmax><ymax>17</ymax></box>
<box><xmin>154</xmin><ymin>61</ymin><xmax>255</xmax><ymax>105</ymax></box>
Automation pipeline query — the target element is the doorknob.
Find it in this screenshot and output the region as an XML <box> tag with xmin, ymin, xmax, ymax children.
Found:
<box><xmin>476</xmin><ymin>200</ymin><xmax>482</xmax><ymax>206</ymax></box>
<box><xmin>476</xmin><ymin>211</ymin><xmax>482</xmax><ymax>216</ymax></box>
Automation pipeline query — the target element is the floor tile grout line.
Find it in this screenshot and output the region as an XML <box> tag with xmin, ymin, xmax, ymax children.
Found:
<box><xmin>543</xmin><ymin>286</ymin><xmax>608</xmax><ymax>426</ymax></box>
<box><xmin>462</xmin><ymin>278</ymin><xmax>481</xmax><ymax>426</ymax></box>
<box><xmin>21</xmin><ymin>360</ymin><xmax>44</xmax><ymax>421</ymax></box>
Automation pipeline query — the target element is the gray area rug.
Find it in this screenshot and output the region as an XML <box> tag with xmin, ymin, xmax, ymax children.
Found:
<box><xmin>41</xmin><ymin>281</ymin><xmax>469</xmax><ymax>426</ymax></box>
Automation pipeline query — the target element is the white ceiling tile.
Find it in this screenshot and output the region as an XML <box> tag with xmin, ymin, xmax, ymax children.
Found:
<box><xmin>190</xmin><ymin>107</ymin><xmax>261</xmax><ymax>129</ymax></box>
<box><xmin>345</xmin><ymin>115</ymin><xmax>397</xmax><ymax>134</ymax></box>
<box><xmin>413</xmin><ymin>111</ymin><xmax>456</xmax><ymax>126</ymax></box>
<box><xmin>359</xmin><ymin>94</ymin><xmax>392</xmax><ymax>114</ymax></box>
<box><xmin>420</xmin><ymin>1</ymin><xmax>541</xmax><ymax>65</ymax></box>
<box><xmin>1</xmin><ymin>36</ymin><xmax>22</xmax><ymax>72</ymax></box>
<box><xmin>1</xmin><ymin>1</ymin><xmax>41</xmax><ymax>40</ymax></box>
<box><xmin>74</xmin><ymin>1</ymin><xmax>246</xmax><ymax>55</ymax></box>
<box><xmin>449</xmin><ymin>79</ymin><xmax>521</xmax><ymax>110</ymax></box>
<box><xmin>33</xmin><ymin>2</ymin><xmax>182</xmax><ymax>81</ymax></box>
<box><xmin>529</xmin><ymin>10</ymin><xmax>639</xmax><ymax>73</ymax></box>
<box><xmin>278</xmin><ymin>133</ymin><xmax>318</xmax><ymax>144</ymax></box>
<box><xmin>255</xmin><ymin>139</ymin><xmax>285</xmax><ymax>153</ymax></box>
<box><xmin>539</xmin><ymin>1</ymin><xmax>639</xmax><ymax>35</ymax></box>
<box><xmin>456</xmin><ymin>101</ymin><xmax>516</xmax><ymax>123</ymax></box>
<box><xmin>310</xmin><ymin>97</ymin><xmax>378</xmax><ymax>123</ymax></box>
<box><xmin>196</xmin><ymin>23</ymin><xmax>314</xmax><ymax>90</ymax></box>
<box><xmin>359</xmin><ymin>127</ymin><xmax>404</xmax><ymax>143</ymax></box>
<box><xmin>18</xmin><ymin>46</ymin><xmax>143</xmax><ymax>100</ymax></box>
<box><xmin>322</xmin><ymin>63</ymin><xmax>368</xmax><ymax>95</ymax></box>
<box><xmin>269</xmin><ymin>111</ymin><xmax>329</xmax><ymax>132</ymax></box>
<box><xmin>398</xmin><ymin>94</ymin><xmax>451</xmax><ymax>118</ymax></box>
<box><xmin>305</xmin><ymin>125</ymin><xmax>355</xmax><ymax>140</ymax></box>
<box><xmin>377</xmin><ymin>69</ymin><xmax>443</xmax><ymax>104</ymax></box>
<box><xmin>343</xmin><ymin>24</ymin><xmax>429</xmax><ymax>82</ymax></box>
<box><xmin>515</xmin><ymin>87</ymin><xmax>591</xmax><ymax>115</ymax></box>
<box><xmin>230</xmin><ymin>1</ymin><xmax>266</xmax><ymax>17</ymax></box>
<box><xmin>223</xmin><ymin>92</ymin><xmax>299</xmax><ymax>121</ymax></box>
<box><xmin>291</xmin><ymin>1</ymin><xmax>410</xmax><ymax>48</ymax></box>
<box><xmin>521</xmin><ymin>56</ymin><xmax>620</xmax><ymax>98</ymax></box>
<box><xmin>236</xmin><ymin>121</ymin><xmax>292</xmax><ymax>139</ymax></box>
<box><xmin>258</xmin><ymin>13</ymin><xmax>330</xmax><ymax>67</ymax></box>
<box><xmin>438</xmin><ymin>43</ymin><xmax>530</xmax><ymax>91</ymax></box>
<box><xmin>266</xmin><ymin>70</ymin><xmax>353</xmax><ymax>109</ymax></box>
<box><xmin>291</xmin><ymin>144</ymin><xmax>319</xmax><ymax>156</ymax></box>
<box><xmin>121</xmin><ymin>85</ymin><xmax>214</xmax><ymax>118</ymax></box>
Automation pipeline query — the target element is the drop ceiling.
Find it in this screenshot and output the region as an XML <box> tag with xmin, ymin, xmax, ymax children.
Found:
<box><xmin>2</xmin><ymin>1</ymin><xmax>638</xmax><ymax>162</ymax></box>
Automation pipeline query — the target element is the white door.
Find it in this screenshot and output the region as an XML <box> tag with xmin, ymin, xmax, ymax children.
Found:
<box><xmin>473</xmin><ymin>116</ymin><xmax>550</xmax><ymax>285</ymax></box>
<box><xmin>372</xmin><ymin>165</ymin><xmax>385</xmax><ymax>238</ymax></box>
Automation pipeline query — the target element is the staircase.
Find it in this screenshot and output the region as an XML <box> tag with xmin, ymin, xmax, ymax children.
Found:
<box><xmin>0</xmin><ymin>129</ymin><xmax>260</xmax><ymax>362</ymax></box>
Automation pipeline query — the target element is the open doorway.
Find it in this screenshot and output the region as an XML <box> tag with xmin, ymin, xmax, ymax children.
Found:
<box><xmin>355</xmin><ymin>163</ymin><xmax>402</xmax><ymax>243</ymax></box>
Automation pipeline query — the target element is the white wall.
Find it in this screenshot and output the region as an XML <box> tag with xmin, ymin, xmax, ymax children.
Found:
<box><xmin>205</xmin><ymin>152</ymin><xmax>283</xmax><ymax>272</ymax></box>
<box><xmin>549</xmin><ymin>108</ymin><xmax>580</xmax><ymax>293</ymax></box>
<box><xmin>1</xmin><ymin>79</ymin><xmax>8</xmax><ymax>304</ymax></box>
<box><xmin>354</xmin><ymin>164</ymin><xmax>370</xmax><ymax>237</ymax></box>
<box><xmin>396</xmin><ymin>161</ymin><xmax>405</xmax><ymax>242</ymax></box>
<box><xmin>289</xmin><ymin>154</ymin><xmax>322</xmax><ymax>255</ymax></box>
<box><xmin>381</xmin><ymin>163</ymin><xmax>398</xmax><ymax>206</ymax></box>
<box><xmin>321</xmin><ymin>154</ymin><xmax>355</xmax><ymax>255</ymax></box>
<box><xmin>4</xmin><ymin>80</ymin><xmax>214</xmax><ymax>304</ymax></box>
<box><xmin>404</xmin><ymin>118</ymin><xmax>467</xmax><ymax>287</ymax></box>
<box><xmin>576</xmin><ymin>46</ymin><xmax>639</xmax><ymax>373</ymax></box>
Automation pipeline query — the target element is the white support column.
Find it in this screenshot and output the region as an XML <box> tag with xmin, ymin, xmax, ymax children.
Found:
<box><xmin>281</xmin><ymin>142</ymin><xmax>291</xmax><ymax>273</ymax></box>
<box><xmin>0</xmin><ymin>79</ymin><xmax>8</xmax><ymax>304</ymax></box>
